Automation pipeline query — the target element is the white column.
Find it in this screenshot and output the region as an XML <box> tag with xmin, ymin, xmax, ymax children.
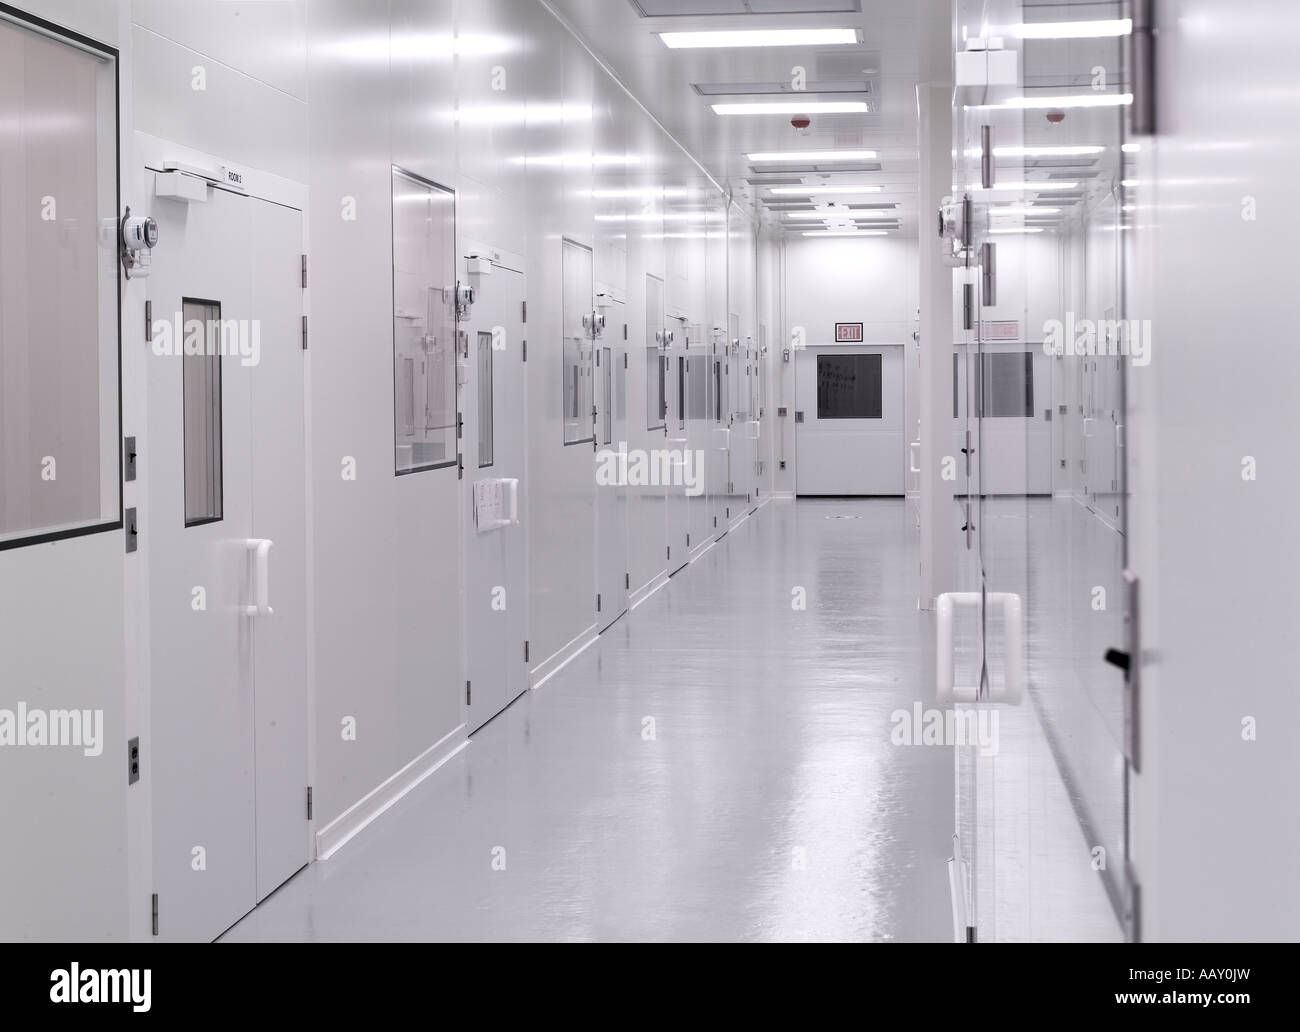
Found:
<box><xmin>917</xmin><ymin>83</ymin><xmax>954</xmax><ymax>611</ymax></box>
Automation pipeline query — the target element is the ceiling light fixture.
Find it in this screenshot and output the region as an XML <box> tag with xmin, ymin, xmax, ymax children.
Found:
<box><xmin>658</xmin><ymin>29</ymin><xmax>858</xmax><ymax>49</ymax></box>
<box><xmin>985</xmin><ymin>94</ymin><xmax>1133</xmax><ymax>110</ymax></box>
<box><xmin>990</xmin><ymin>205</ymin><xmax>1060</xmax><ymax>215</ymax></box>
<box><xmin>713</xmin><ymin>101</ymin><xmax>869</xmax><ymax>115</ymax></box>
<box><xmin>748</xmin><ymin>149</ymin><xmax>877</xmax><ymax>162</ymax></box>
<box><xmin>988</xmin><ymin>227</ymin><xmax>1046</xmax><ymax>234</ymax></box>
<box><xmin>1013</xmin><ymin>19</ymin><xmax>1132</xmax><ymax>39</ymax></box>
<box><xmin>783</xmin><ymin>210</ymin><xmax>890</xmax><ymax>219</ymax></box>
<box><xmin>801</xmin><ymin>230</ymin><xmax>887</xmax><ymax>237</ymax></box>
<box><xmin>770</xmin><ymin>184</ymin><xmax>883</xmax><ymax>195</ymax></box>
<box><xmin>969</xmin><ymin>181</ymin><xmax>1079</xmax><ymax>191</ymax></box>
<box><xmin>988</xmin><ymin>145</ymin><xmax>1106</xmax><ymax>157</ymax></box>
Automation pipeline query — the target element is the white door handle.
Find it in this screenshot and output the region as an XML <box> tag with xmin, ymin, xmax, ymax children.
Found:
<box><xmin>909</xmin><ymin>440</ymin><xmax>921</xmax><ymax>474</ymax></box>
<box><xmin>1082</xmin><ymin>416</ymin><xmax>1095</xmax><ymax>438</ymax></box>
<box><xmin>746</xmin><ymin>419</ymin><xmax>760</xmax><ymax>441</ymax></box>
<box><xmin>244</xmin><ymin>538</ymin><xmax>274</xmax><ymax>617</ymax></box>
<box><xmin>505</xmin><ymin>477</ymin><xmax>519</xmax><ymax>524</ymax></box>
<box><xmin>936</xmin><ymin>591</ymin><xmax>1021</xmax><ymax>703</ymax></box>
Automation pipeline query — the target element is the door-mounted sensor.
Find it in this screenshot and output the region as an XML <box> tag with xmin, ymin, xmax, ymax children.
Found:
<box><xmin>120</xmin><ymin>206</ymin><xmax>158</xmax><ymax>279</ymax></box>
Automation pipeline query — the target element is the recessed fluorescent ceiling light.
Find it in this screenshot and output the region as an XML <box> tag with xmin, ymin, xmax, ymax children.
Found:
<box><xmin>770</xmin><ymin>185</ymin><xmax>882</xmax><ymax>195</ymax></box>
<box><xmin>990</xmin><ymin>145</ymin><xmax>1105</xmax><ymax>157</ymax></box>
<box><xmin>988</xmin><ymin>227</ymin><xmax>1045</xmax><ymax>234</ymax></box>
<box><xmin>1013</xmin><ymin>19</ymin><xmax>1132</xmax><ymax>39</ymax></box>
<box><xmin>658</xmin><ymin>29</ymin><xmax>857</xmax><ymax>49</ymax></box>
<box><xmin>748</xmin><ymin>150</ymin><xmax>877</xmax><ymax>162</ymax></box>
<box><xmin>970</xmin><ymin>181</ymin><xmax>1078</xmax><ymax>191</ymax></box>
<box><xmin>992</xmin><ymin>94</ymin><xmax>1133</xmax><ymax>110</ymax></box>
<box><xmin>1122</xmin><ymin>143</ymin><xmax>1140</xmax><ymax>153</ymax></box>
<box><xmin>802</xmin><ymin>230</ymin><xmax>887</xmax><ymax>237</ymax></box>
<box><xmin>713</xmin><ymin>101</ymin><xmax>869</xmax><ymax>115</ymax></box>
<box><xmin>785</xmin><ymin>210</ymin><xmax>888</xmax><ymax>219</ymax></box>
<box><xmin>991</xmin><ymin>205</ymin><xmax>1060</xmax><ymax>215</ymax></box>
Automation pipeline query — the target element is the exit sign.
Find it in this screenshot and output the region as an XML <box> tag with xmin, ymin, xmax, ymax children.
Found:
<box><xmin>835</xmin><ymin>322</ymin><xmax>863</xmax><ymax>342</ymax></box>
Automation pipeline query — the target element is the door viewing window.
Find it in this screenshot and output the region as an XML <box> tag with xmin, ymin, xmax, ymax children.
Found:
<box><xmin>600</xmin><ymin>347</ymin><xmax>612</xmax><ymax>446</ymax></box>
<box><xmin>562</xmin><ymin>239</ymin><xmax>594</xmax><ymax>445</ymax></box>
<box><xmin>182</xmin><ymin>300</ymin><xmax>224</xmax><ymax>525</ymax></box>
<box><xmin>391</xmin><ymin>168</ymin><xmax>457</xmax><ymax>474</ymax></box>
<box><xmin>817</xmin><ymin>353</ymin><xmax>882</xmax><ymax>419</ymax></box>
<box><xmin>645</xmin><ymin>274</ymin><xmax>665</xmax><ymax>431</ymax></box>
<box><xmin>477</xmin><ymin>331</ymin><xmax>494</xmax><ymax>468</ymax></box>
<box><xmin>0</xmin><ymin>13</ymin><xmax>119</xmax><ymax>548</ymax></box>
<box><xmin>977</xmin><ymin>351</ymin><xmax>1034</xmax><ymax>417</ymax></box>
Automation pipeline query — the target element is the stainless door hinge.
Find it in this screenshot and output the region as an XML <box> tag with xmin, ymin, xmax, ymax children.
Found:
<box><xmin>306</xmin><ymin>786</ymin><xmax>313</xmax><ymax>820</ymax></box>
<box><xmin>523</xmin><ymin>640</ymin><xmax>530</xmax><ymax>663</ymax></box>
<box><xmin>128</xmin><ymin>737</ymin><xmax>140</xmax><ymax>784</ymax></box>
<box><xmin>466</xmin><ymin>680</ymin><xmax>471</xmax><ymax>705</ymax></box>
<box><xmin>301</xmin><ymin>315</ymin><xmax>308</xmax><ymax>350</ymax></box>
<box><xmin>457</xmin><ymin>454</ymin><xmax>463</xmax><ymax>479</ymax></box>
<box><xmin>301</xmin><ymin>253</ymin><xmax>308</xmax><ymax>288</ymax></box>
<box><xmin>522</xmin><ymin>339</ymin><xmax>527</xmax><ymax>362</ymax></box>
<box><xmin>144</xmin><ymin>301</ymin><xmax>152</xmax><ymax>342</ymax></box>
<box><xmin>151</xmin><ymin>893</ymin><xmax>159</xmax><ymax>937</ymax></box>
<box><xmin>625</xmin><ymin>572</ymin><xmax>629</xmax><ymax>589</ymax></box>
<box><xmin>596</xmin><ymin>593</ymin><xmax>601</xmax><ymax>613</ymax></box>
<box><xmin>521</xmin><ymin>300</ymin><xmax>527</xmax><ymax>323</ymax></box>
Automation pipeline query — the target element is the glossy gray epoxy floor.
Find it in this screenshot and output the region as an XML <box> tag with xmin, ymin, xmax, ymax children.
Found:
<box><xmin>223</xmin><ymin>499</ymin><xmax>955</xmax><ymax>942</ymax></box>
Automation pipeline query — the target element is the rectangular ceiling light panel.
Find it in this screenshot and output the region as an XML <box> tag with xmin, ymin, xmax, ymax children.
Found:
<box><xmin>659</xmin><ymin>28</ymin><xmax>859</xmax><ymax>48</ymax></box>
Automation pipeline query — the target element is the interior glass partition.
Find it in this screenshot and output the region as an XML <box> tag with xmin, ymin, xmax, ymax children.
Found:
<box><xmin>951</xmin><ymin>0</ymin><xmax>1133</xmax><ymax>942</ymax></box>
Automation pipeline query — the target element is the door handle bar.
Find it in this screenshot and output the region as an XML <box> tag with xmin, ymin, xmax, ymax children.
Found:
<box><xmin>244</xmin><ymin>538</ymin><xmax>274</xmax><ymax>617</ymax></box>
<box><xmin>936</xmin><ymin>591</ymin><xmax>1022</xmax><ymax>703</ymax></box>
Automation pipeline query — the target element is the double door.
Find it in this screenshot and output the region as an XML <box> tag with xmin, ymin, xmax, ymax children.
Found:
<box><xmin>144</xmin><ymin>160</ymin><xmax>308</xmax><ymax>941</ymax></box>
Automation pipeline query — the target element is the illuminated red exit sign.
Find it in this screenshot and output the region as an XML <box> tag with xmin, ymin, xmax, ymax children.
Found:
<box><xmin>835</xmin><ymin>322</ymin><xmax>863</xmax><ymax>342</ymax></box>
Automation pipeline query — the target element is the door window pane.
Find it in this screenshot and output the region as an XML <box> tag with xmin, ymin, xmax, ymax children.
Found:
<box><xmin>391</xmin><ymin>168</ymin><xmax>456</xmax><ymax>474</ymax></box>
<box><xmin>0</xmin><ymin>16</ymin><xmax>119</xmax><ymax>546</ymax></box>
<box><xmin>676</xmin><ymin>356</ymin><xmax>686</xmax><ymax>431</ymax></box>
<box><xmin>477</xmin><ymin>331</ymin><xmax>494</xmax><ymax>468</ymax></box>
<box><xmin>978</xmin><ymin>351</ymin><xmax>1034</xmax><ymax>417</ymax></box>
<box><xmin>600</xmin><ymin>347</ymin><xmax>612</xmax><ymax>446</ymax></box>
<box><xmin>817</xmin><ymin>353</ymin><xmax>882</xmax><ymax>419</ymax></box>
<box><xmin>182</xmin><ymin>300</ymin><xmax>223</xmax><ymax>525</ymax></box>
<box><xmin>562</xmin><ymin>239</ymin><xmax>593</xmax><ymax>445</ymax></box>
<box><xmin>645</xmin><ymin>274</ymin><xmax>665</xmax><ymax>430</ymax></box>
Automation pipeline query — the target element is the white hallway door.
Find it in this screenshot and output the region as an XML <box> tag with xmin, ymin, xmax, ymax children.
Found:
<box><xmin>795</xmin><ymin>344</ymin><xmax>904</xmax><ymax>496</ymax></box>
<box><xmin>145</xmin><ymin>165</ymin><xmax>308</xmax><ymax>941</ymax></box>
<box><xmin>463</xmin><ymin>260</ymin><xmax>528</xmax><ymax>732</ymax></box>
<box><xmin>595</xmin><ymin>299</ymin><xmax>628</xmax><ymax>629</ymax></box>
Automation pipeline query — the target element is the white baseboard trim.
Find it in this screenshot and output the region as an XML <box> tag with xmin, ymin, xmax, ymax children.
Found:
<box><xmin>629</xmin><ymin>570</ymin><xmax>670</xmax><ymax>611</ymax></box>
<box><xmin>529</xmin><ymin>623</ymin><xmax>599</xmax><ymax>690</ymax></box>
<box><xmin>315</xmin><ymin>725</ymin><xmax>468</xmax><ymax>861</ymax></box>
<box><xmin>769</xmin><ymin>491</ymin><xmax>796</xmax><ymax>500</ymax></box>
